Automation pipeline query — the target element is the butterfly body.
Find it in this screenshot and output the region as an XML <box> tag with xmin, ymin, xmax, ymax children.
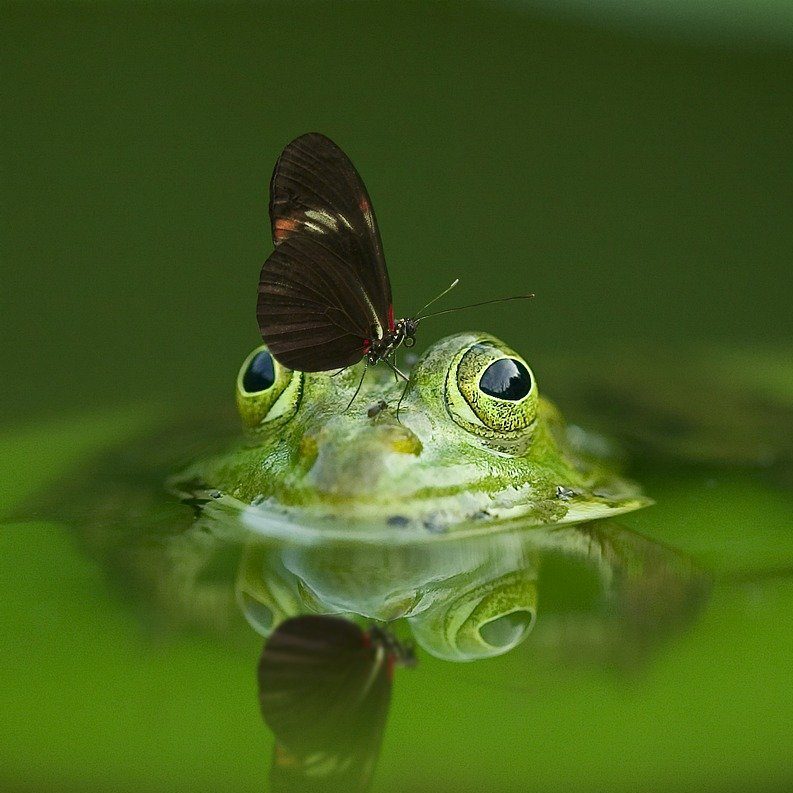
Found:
<box><xmin>363</xmin><ymin>315</ymin><xmax>417</xmax><ymax>366</ymax></box>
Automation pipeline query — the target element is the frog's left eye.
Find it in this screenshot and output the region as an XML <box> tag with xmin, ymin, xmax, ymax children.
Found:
<box><xmin>236</xmin><ymin>345</ymin><xmax>302</xmax><ymax>428</ymax></box>
<box><xmin>447</xmin><ymin>340</ymin><xmax>538</xmax><ymax>438</ymax></box>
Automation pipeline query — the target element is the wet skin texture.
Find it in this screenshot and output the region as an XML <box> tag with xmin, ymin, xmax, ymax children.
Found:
<box><xmin>173</xmin><ymin>332</ymin><xmax>648</xmax><ymax>531</ymax></box>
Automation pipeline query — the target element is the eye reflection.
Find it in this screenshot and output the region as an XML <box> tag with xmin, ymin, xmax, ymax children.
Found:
<box><xmin>239</xmin><ymin>593</ymin><xmax>274</xmax><ymax>634</ymax></box>
<box><xmin>479</xmin><ymin>610</ymin><xmax>534</xmax><ymax>648</ymax></box>
<box><xmin>479</xmin><ymin>358</ymin><xmax>532</xmax><ymax>401</ymax></box>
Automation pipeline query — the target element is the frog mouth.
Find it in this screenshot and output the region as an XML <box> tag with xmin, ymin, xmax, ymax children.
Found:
<box><xmin>236</xmin><ymin>482</ymin><xmax>651</xmax><ymax>541</ymax></box>
<box><xmin>173</xmin><ymin>458</ymin><xmax>649</xmax><ymax>540</ymax></box>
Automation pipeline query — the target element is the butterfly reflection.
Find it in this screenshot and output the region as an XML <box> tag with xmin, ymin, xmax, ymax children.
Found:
<box><xmin>257</xmin><ymin>615</ymin><xmax>415</xmax><ymax>792</ymax></box>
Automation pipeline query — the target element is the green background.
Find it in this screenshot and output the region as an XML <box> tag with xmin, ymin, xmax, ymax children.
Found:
<box><xmin>3</xmin><ymin>0</ymin><xmax>793</xmax><ymax>423</ymax></box>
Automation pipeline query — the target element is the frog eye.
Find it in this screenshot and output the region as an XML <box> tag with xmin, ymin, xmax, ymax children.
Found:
<box><xmin>242</xmin><ymin>349</ymin><xmax>276</xmax><ymax>393</ymax></box>
<box><xmin>447</xmin><ymin>341</ymin><xmax>538</xmax><ymax>437</ymax></box>
<box><xmin>479</xmin><ymin>358</ymin><xmax>533</xmax><ymax>400</ymax></box>
<box><xmin>236</xmin><ymin>345</ymin><xmax>302</xmax><ymax>428</ymax></box>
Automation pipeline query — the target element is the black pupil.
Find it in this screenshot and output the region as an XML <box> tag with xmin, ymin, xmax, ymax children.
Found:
<box><xmin>479</xmin><ymin>358</ymin><xmax>532</xmax><ymax>401</ymax></box>
<box><xmin>243</xmin><ymin>350</ymin><xmax>276</xmax><ymax>393</ymax></box>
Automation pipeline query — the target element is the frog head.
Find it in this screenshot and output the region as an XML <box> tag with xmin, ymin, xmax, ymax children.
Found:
<box><xmin>176</xmin><ymin>332</ymin><xmax>647</xmax><ymax>532</ymax></box>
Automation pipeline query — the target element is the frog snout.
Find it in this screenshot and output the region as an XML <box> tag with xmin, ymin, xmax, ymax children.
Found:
<box><xmin>302</xmin><ymin>422</ymin><xmax>422</xmax><ymax>497</ymax></box>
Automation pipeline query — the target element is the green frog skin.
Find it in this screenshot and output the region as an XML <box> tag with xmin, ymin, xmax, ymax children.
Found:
<box><xmin>172</xmin><ymin>332</ymin><xmax>648</xmax><ymax>534</ymax></box>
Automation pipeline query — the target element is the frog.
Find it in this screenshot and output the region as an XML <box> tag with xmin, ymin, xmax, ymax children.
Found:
<box><xmin>171</xmin><ymin>330</ymin><xmax>650</xmax><ymax>536</ymax></box>
<box><xmin>16</xmin><ymin>330</ymin><xmax>790</xmax><ymax>672</ymax></box>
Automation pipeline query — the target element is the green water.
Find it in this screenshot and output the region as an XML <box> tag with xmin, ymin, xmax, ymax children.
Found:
<box><xmin>2</xmin><ymin>2</ymin><xmax>793</xmax><ymax>791</ymax></box>
<box><xmin>2</xmin><ymin>407</ymin><xmax>792</xmax><ymax>792</ymax></box>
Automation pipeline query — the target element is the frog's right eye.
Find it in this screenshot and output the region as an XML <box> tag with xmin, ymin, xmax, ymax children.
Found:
<box><xmin>446</xmin><ymin>339</ymin><xmax>538</xmax><ymax>439</ymax></box>
<box><xmin>236</xmin><ymin>346</ymin><xmax>302</xmax><ymax>428</ymax></box>
<box><xmin>242</xmin><ymin>349</ymin><xmax>276</xmax><ymax>393</ymax></box>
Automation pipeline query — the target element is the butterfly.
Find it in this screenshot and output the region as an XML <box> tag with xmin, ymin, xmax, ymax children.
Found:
<box><xmin>257</xmin><ymin>614</ymin><xmax>415</xmax><ymax>792</ymax></box>
<box><xmin>256</xmin><ymin>133</ymin><xmax>531</xmax><ymax>381</ymax></box>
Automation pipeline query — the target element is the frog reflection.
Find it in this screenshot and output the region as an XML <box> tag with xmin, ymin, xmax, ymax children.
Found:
<box><xmin>248</xmin><ymin>521</ymin><xmax>708</xmax><ymax>791</ymax></box>
<box><xmin>236</xmin><ymin>521</ymin><xmax>708</xmax><ymax>664</ymax></box>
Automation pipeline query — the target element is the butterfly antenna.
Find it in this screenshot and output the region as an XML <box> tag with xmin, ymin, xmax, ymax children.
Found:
<box><xmin>414</xmin><ymin>293</ymin><xmax>534</xmax><ymax>323</ymax></box>
<box><xmin>413</xmin><ymin>279</ymin><xmax>460</xmax><ymax>320</ymax></box>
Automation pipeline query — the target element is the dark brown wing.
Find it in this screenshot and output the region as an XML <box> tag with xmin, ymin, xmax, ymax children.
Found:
<box><xmin>258</xmin><ymin>133</ymin><xmax>393</xmax><ymax>372</ymax></box>
<box><xmin>257</xmin><ymin>234</ymin><xmax>377</xmax><ymax>371</ymax></box>
<box><xmin>269</xmin><ymin>133</ymin><xmax>392</xmax><ymax>327</ymax></box>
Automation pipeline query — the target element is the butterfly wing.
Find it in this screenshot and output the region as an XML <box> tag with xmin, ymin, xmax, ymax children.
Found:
<box><xmin>258</xmin><ymin>235</ymin><xmax>377</xmax><ymax>371</ymax></box>
<box><xmin>269</xmin><ymin>133</ymin><xmax>392</xmax><ymax>321</ymax></box>
<box><xmin>258</xmin><ymin>615</ymin><xmax>393</xmax><ymax>791</ymax></box>
<box><xmin>257</xmin><ymin>133</ymin><xmax>393</xmax><ymax>371</ymax></box>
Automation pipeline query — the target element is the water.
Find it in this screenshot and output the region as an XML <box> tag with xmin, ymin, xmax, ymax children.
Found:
<box><xmin>2</xmin><ymin>393</ymin><xmax>792</xmax><ymax>791</ymax></box>
<box><xmin>2</xmin><ymin>2</ymin><xmax>793</xmax><ymax>791</ymax></box>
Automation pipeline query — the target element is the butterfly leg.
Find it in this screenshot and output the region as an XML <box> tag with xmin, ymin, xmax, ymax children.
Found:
<box><xmin>345</xmin><ymin>359</ymin><xmax>368</xmax><ymax>411</ymax></box>
<box><xmin>381</xmin><ymin>357</ymin><xmax>409</xmax><ymax>382</ymax></box>
<box><xmin>389</xmin><ymin>352</ymin><xmax>399</xmax><ymax>383</ymax></box>
<box><xmin>380</xmin><ymin>357</ymin><xmax>410</xmax><ymax>422</ymax></box>
<box><xmin>331</xmin><ymin>366</ymin><xmax>350</xmax><ymax>377</ymax></box>
<box><xmin>395</xmin><ymin>378</ymin><xmax>411</xmax><ymax>423</ymax></box>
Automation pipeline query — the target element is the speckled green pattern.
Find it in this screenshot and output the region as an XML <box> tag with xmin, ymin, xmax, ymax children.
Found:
<box><xmin>172</xmin><ymin>332</ymin><xmax>649</xmax><ymax>532</ymax></box>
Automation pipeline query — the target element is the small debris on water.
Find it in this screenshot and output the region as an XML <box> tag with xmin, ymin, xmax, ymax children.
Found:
<box><xmin>423</xmin><ymin>513</ymin><xmax>447</xmax><ymax>533</ymax></box>
<box><xmin>387</xmin><ymin>514</ymin><xmax>410</xmax><ymax>528</ymax></box>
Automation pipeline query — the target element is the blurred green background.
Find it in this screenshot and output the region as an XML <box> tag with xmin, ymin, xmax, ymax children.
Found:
<box><xmin>3</xmin><ymin>0</ymin><xmax>792</xmax><ymax>424</ymax></box>
<box><xmin>2</xmin><ymin>2</ymin><xmax>793</xmax><ymax>792</ymax></box>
